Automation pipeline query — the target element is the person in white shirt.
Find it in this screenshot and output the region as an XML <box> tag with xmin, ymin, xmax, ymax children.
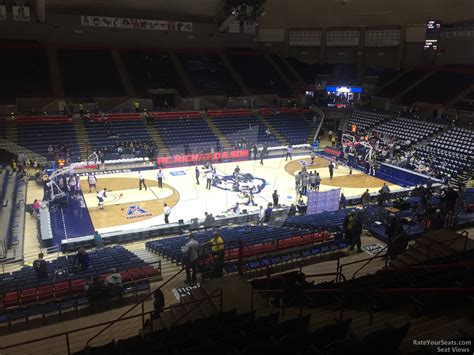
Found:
<box><xmin>157</xmin><ymin>169</ymin><xmax>164</xmax><ymax>188</ymax></box>
<box><xmin>164</xmin><ymin>203</ymin><xmax>171</xmax><ymax>224</ymax></box>
<box><xmin>182</xmin><ymin>234</ymin><xmax>199</xmax><ymax>283</ymax></box>
<box><xmin>206</xmin><ymin>171</ymin><xmax>213</xmax><ymax>190</ymax></box>
<box><xmin>97</xmin><ymin>188</ymin><xmax>107</xmax><ymax>209</ymax></box>
<box><xmin>258</xmin><ymin>205</ymin><xmax>265</xmax><ymax>225</ymax></box>
<box><xmin>138</xmin><ymin>171</ymin><xmax>147</xmax><ymax>191</ymax></box>
<box><xmin>88</xmin><ymin>174</ymin><xmax>97</xmax><ymax>193</ymax></box>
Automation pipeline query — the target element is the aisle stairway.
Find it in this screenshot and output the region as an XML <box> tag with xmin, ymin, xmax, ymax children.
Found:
<box><xmin>146</xmin><ymin>124</ymin><xmax>169</xmax><ymax>156</ymax></box>
<box><xmin>203</xmin><ymin>113</ymin><xmax>231</xmax><ymax>149</ymax></box>
<box><xmin>6</xmin><ymin>120</ymin><xmax>16</xmax><ymax>143</ymax></box>
<box><xmin>390</xmin><ymin>229</ymin><xmax>473</xmax><ymax>268</ymax></box>
<box><xmin>46</xmin><ymin>47</ymin><xmax>65</xmax><ymax>98</ymax></box>
<box><xmin>168</xmin><ymin>50</ymin><xmax>198</xmax><ymax>97</ymax></box>
<box><xmin>111</xmin><ymin>49</ymin><xmax>136</xmax><ymax>97</ymax></box>
<box><xmin>264</xmin><ymin>53</ymin><xmax>300</xmax><ymax>96</ymax></box>
<box><xmin>256</xmin><ymin>113</ymin><xmax>289</xmax><ymax>146</ymax></box>
<box><xmin>219</xmin><ymin>52</ymin><xmax>251</xmax><ymax>97</ymax></box>
<box><xmin>393</xmin><ymin>69</ymin><xmax>439</xmax><ymax>103</ymax></box>
<box><xmin>72</xmin><ymin>117</ymin><xmax>91</xmax><ymax>161</ymax></box>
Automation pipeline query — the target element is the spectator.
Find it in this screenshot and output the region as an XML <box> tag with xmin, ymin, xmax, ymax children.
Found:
<box><xmin>361</xmin><ymin>189</ymin><xmax>371</xmax><ymax>208</ymax></box>
<box><xmin>74</xmin><ymin>247</ymin><xmax>90</xmax><ymax>272</ymax></box>
<box><xmin>343</xmin><ymin>211</ymin><xmax>355</xmax><ymax>244</ymax></box>
<box><xmin>272</xmin><ymin>190</ymin><xmax>279</xmax><ymax>207</ymax></box>
<box><xmin>288</xmin><ymin>204</ymin><xmax>297</xmax><ymax>216</ymax></box>
<box><xmin>33</xmin><ymin>253</ymin><xmax>48</xmax><ymax>279</ymax></box>
<box><xmin>182</xmin><ymin>234</ymin><xmax>199</xmax><ymax>284</ymax></box>
<box><xmin>432</xmin><ymin>209</ymin><xmax>445</xmax><ymax>229</ymax></box>
<box><xmin>104</xmin><ymin>268</ymin><xmax>123</xmax><ymax>289</ymax></box>
<box><xmin>203</xmin><ymin>212</ymin><xmax>212</xmax><ymax>230</ymax></box>
<box><xmin>340</xmin><ymin>193</ymin><xmax>347</xmax><ymax>209</ymax></box>
<box><xmin>152</xmin><ymin>289</ymin><xmax>165</xmax><ymax>319</ymax></box>
<box><xmin>86</xmin><ymin>275</ymin><xmax>105</xmax><ymax>303</ymax></box>
<box><xmin>258</xmin><ymin>205</ymin><xmax>265</xmax><ymax>225</ymax></box>
<box><xmin>207</xmin><ymin>233</ymin><xmax>224</xmax><ymax>279</ymax></box>
<box><xmin>350</xmin><ymin>213</ymin><xmax>363</xmax><ymax>253</ymax></box>
<box><xmin>32</xmin><ymin>199</ymin><xmax>41</xmax><ymax>216</ymax></box>
<box><xmin>94</xmin><ymin>230</ymin><xmax>103</xmax><ymax>248</ymax></box>
<box><xmin>264</xmin><ymin>203</ymin><xmax>273</xmax><ymax>223</ymax></box>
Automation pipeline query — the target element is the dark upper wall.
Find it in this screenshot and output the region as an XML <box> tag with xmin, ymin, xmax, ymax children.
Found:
<box><xmin>0</xmin><ymin>13</ymin><xmax>256</xmax><ymax>49</ymax></box>
<box><xmin>45</xmin><ymin>0</ymin><xmax>474</xmax><ymax>28</ymax></box>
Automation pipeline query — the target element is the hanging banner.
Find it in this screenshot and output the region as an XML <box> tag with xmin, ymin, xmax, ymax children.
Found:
<box><xmin>229</xmin><ymin>21</ymin><xmax>241</xmax><ymax>34</ymax></box>
<box><xmin>12</xmin><ymin>5</ymin><xmax>30</xmax><ymax>22</ymax></box>
<box><xmin>306</xmin><ymin>188</ymin><xmax>341</xmax><ymax>215</ymax></box>
<box><xmin>0</xmin><ymin>5</ymin><xmax>6</xmax><ymax>21</ymax></box>
<box><xmin>81</xmin><ymin>15</ymin><xmax>193</xmax><ymax>32</ymax></box>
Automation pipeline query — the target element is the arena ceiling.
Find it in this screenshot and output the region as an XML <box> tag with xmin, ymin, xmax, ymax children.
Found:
<box><xmin>48</xmin><ymin>0</ymin><xmax>474</xmax><ymax>27</ymax></box>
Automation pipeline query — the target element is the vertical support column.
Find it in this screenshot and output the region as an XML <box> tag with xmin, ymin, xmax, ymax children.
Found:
<box><xmin>47</xmin><ymin>47</ymin><xmax>65</xmax><ymax>98</ymax></box>
<box><xmin>395</xmin><ymin>26</ymin><xmax>407</xmax><ymax>70</ymax></box>
<box><xmin>357</xmin><ymin>27</ymin><xmax>366</xmax><ymax>78</ymax></box>
<box><xmin>319</xmin><ymin>28</ymin><xmax>327</xmax><ymax>64</ymax></box>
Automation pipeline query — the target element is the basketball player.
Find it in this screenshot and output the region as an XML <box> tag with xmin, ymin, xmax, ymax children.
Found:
<box><xmin>97</xmin><ymin>188</ymin><xmax>107</xmax><ymax>209</ymax></box>
<box><xmin>88</xmin><ymin>174</ymin><xmax>97</xmax><ymax>193</ymax></box>
<box><xmin>138</xmin><ymin>171</ymin><xmax>147</xmax><ymax>191</ymax></box>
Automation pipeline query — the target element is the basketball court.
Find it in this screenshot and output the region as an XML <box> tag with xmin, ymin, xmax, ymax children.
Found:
<box><xmin>68</xmin><ymin>154</ymin><xmax>401</xmax><ymax>233</ymax></box>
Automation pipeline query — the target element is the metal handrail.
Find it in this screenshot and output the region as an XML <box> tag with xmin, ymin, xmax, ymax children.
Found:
<box><xmin>0</xmin><ymin>310</ymin><xmax>156</xmax><ymax>353</ymax></box>
<box><xmin>170</xmin><ymin>287</ymin><xmax>223</xmax><ymax>327</ymax></box>
<box><xmin>344</xmin><ymin>230</ymin><xmax>469</xmax><ymax>279</ymax></box>
<box><xmin>86</xmin><ymin>267</ymin><xmax>185</xmax><ymax>346</ymax></box>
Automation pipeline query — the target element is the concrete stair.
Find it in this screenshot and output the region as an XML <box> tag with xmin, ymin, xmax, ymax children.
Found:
<box><xmin>446</xmin><ymin>83</ymin><xmax>474</xmax><ymax>107</ymax></box>
<box><xmin>219</xmin><ymin>51</ymin><xmax>251</xmax><ymax>97</ymax></box>
<box><xmin>111</xmin><ymin>50</ymin><xmax>136</xmax><ymax>97</ymax></box>
<box><xmin>72</xmin><ymin>117</ymin><xmax>91</xmax><ymax>161</ymax></box>
<box><xmin>263</xmin><ymin>53</ymin><xmax>300</xmax><ymax>97</ymax></box>
<box><xmin>389</xmin><ymin>229</ymin><xmax>473</xmax><ymax>268</ymax></box>
<box><xmin>256</xmin><ymin>113</ymin><xmax>289</xmax><ymax>146</ymax></box>
<box><xmin>203</xmin><ymin>113</ymin><xmax>231</xmax><ymax>149</ymax></box>
<box><xmin>152</xmin><ymin>275</ymin><xmax>267</xmax><ymax>331</ymax></box>
<box><xmin>46</xmin><ymin>47</ymin><xmax>65</xmax><ymax>98</ymax></box>
<box><xmin>6</xmin><ymin>120</ymin><xmax>17</xmax><ymax>143</ymax></box>
<box><xmin>279</xmin><ymin>55</ymin><xmax>307</xmax><ymax>89</ymax></box>
<box><xmin>393</xmin><ymin>68</ymin><xmax>439</xmax><ymax>103</ymax></box>
<box><xmin>375</xmin><ymin>68</ymin><xmax>411</xmax><ymax>96</ymax></box>
<box><xmin>146</xmin><ymin>124</ymin><xmax>169</xmax><ymax>156</ymax></box>
<box><xmin>168</xmin><ymin>50</ymin><xmax>198</xmax><ymax>97</ymax></box>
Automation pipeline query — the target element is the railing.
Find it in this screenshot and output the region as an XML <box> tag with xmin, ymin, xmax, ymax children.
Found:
<box><xmin>368</xmin><ymin>287</ymin><xmax>474</xmax><ymax>325</ymax></box>
<box><xmin>86</xmin><ymin>267</ymin><xmax>185</xmax><ymax>347</ymax></box>
<box><xmin>340</xmin><ymin>229</ymin><xmax>470</xmax><ymax>280</ymax></box>
<box><xmin>170</xmin><ymin>287</ymin><xmax>223</xmax><ymax>327</ymax></box>
<box><xmin>250</xmin><ymin>271</ymin><xmax>346</xmax><ymax>317</ymax></box>
<box><xmin>0</xmin><ymin>283</ymin><xmax>223</xmax><ymax>354</ymax></box>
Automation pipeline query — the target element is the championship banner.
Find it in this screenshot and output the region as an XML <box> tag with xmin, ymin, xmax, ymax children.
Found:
<box><xmin>157</xmin><ymin>149</ymin><xmax>249</xmax><ymax>166</ymax></box>
<box><xmin>12</xmin><ymin>5</ymin><xmax>30</xmax><ymax>22</ymax></box>
<box><xmin>81</xmin><ymin>15</ymin><xmax>193</xmax><ymax>32</ymax></box>
<box><xmin>0</xmin><ymin>5</ymin><xmax>6</xmax><ymax>21</ymax></box>
<box><xmin>306</xmin><ymin>188</ymin><xmax>341</xmax><ymax>215</ymax></box>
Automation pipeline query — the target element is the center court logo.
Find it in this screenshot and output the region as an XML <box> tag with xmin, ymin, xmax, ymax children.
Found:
<box><xmin>212</xmin><ymin>172</ymin><xmax>267</xmax><ymax>194</ymax></box>
<box><xmin>125</xmin><ymin>205</ymin><xmax>152</xmax><ymax>219</ymax></box>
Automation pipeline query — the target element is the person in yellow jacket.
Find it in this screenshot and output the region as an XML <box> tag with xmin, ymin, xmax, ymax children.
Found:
<box><xmin>205</xmin><ymin>232</ymin><xmax>224</xmax><ymax>278</ymax></box>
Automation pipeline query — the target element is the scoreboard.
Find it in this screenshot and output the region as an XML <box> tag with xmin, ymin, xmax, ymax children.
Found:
<box><xmin>424</xmin><ymin>20</ymin><xmax>442</xmax><ymax>50</ymax></box>
<box><xmin>424</xmin><ymin>20</ymin><xmax>442</xmax><ymax>64</ymax></box>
